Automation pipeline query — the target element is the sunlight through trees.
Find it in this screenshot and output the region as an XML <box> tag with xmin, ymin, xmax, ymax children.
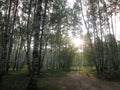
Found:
<box><xmin>0</xmin><ymin>0</ymin><xmax>120</xmax><ymax>90</ymax></box>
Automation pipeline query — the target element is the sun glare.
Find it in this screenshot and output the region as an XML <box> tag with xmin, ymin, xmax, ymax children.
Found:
<box><xmin>67</xmin><ymin>0</ymin><xmax>75</xmax><ymax>8</ymax></box>
<box><xmin>73</xmin><ymin>38</ymin><xmax>84</xmax><ymax>47</ymax></box>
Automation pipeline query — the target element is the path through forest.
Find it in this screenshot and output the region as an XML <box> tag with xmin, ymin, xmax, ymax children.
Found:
<box><xmin>42</xmin><ymin>71</ymin><xmax>120</xmax><ymax>90</ymax></box>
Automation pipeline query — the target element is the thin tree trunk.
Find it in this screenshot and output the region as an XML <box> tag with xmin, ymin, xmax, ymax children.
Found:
<box><xmin>26</xmin><ymin>0</ymin><xmax>32</xmax><ymax>75</ymax></box>
<box><xmin>40</xmin><ymin>36</ymin><xmax>48</xmax><ymax>70</ymax></box>
<box><xmin>0</xmin><ymin>0</ymin><xmax>12</xmax><ymax>89</ymax></box>
<box><xmin>6</xmin><ymin>0</ymin><xmax>19</xmax><ymax>72</ymax></box>
<box><xmin>39</xmin><ymin>0</ymin><xmax>48</xmax><ymax>73</ymax></box>
<box><xmin>12</xmin><ymin>48</ymin><xmax>19</xmax><ymax>71</ymax></box>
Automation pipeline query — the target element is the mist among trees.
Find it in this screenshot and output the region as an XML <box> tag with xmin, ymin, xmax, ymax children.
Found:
<box><xmin>0</xmin><ymin>0</ymin><xmax>120</xmax><ymax>90</ymax></box>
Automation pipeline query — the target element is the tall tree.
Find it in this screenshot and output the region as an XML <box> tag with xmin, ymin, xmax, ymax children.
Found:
<box><xmin>27</xmin><ymin>0</ymin><xmax>43</xmax><ymax>89</ymax></box>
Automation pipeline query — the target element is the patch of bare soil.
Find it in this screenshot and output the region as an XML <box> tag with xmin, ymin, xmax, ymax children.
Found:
<box><xmin>42</xmin><ymin>71</ymin><xmax>120</xmax><ymax>90</ymax></box>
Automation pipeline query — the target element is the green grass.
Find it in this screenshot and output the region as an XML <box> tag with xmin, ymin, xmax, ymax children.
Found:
<box><xmin>80</xmin><ymin>66</ymin><xmax>97</xmax><ymax>77</ymax></box>
<box><xmin>2</xmin><ymin>66</ymin><xmax>120</xmax><ymax>90</ymax></box>
<box><xmin>80</xmin><ymin>66</ymin><xmax>120</xmax><ymax>82</ymax></box>
<box><xmin>2</xmin><ymin>69</ymin><xmax>65</xmax><ymax>90</ymax></box>
<box><xmin>37</xmin><ymin>80</ymin><xmax>61</xmax><ymax>90</ymax></box>
<box><xmin>3</xmin><ymin>72</ymin><xmax>29</xmax><ymax>90</ymax></box>
<box><xmin>70</xmin><ymin>66</ymin><xmax>81</xmax><ymax>71</ymax></box>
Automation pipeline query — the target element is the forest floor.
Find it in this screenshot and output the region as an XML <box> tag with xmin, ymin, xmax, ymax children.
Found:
<box><xmin>3</xmin><ymin>71</ymin><xmax>120</xmax><ymax>90</ymax></box>
<box><xmin>40</xmin><ymin>71</ymin><xmax>120</xmax><ymax>90</ymax></box>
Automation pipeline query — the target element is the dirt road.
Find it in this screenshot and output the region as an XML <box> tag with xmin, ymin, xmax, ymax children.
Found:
<box><xmin>42</xmin><ymin>71</ymin><xmax>120</xmax><ymax>90</ymax></box>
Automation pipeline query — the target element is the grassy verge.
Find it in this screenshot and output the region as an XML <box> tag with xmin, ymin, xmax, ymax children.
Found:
<box><xmin>80</xmin><ymin>66</ymin><xmax>97</xmax><ymax>77</ymax></box>
<box><xmin>3</xmin><ymin>69</ymin><xmax>66</xmax><ymax>90</ymax></box>
<box><xmin>3</xmin><ymin>71</ymin><xmax>29</xmax><ymax>90</ymax></box>
<box><xmin>97</xmin><ymin>69</ymin><xmax>120</xmax><ymax>81</ymax></box>
<box><xmin>80</xmin><ymin>66</ymin><xmax>120</xmax><ymax>82</ymax></box>
<box><xmin>38</xmin><ymin>80</ymin><xmax>61</xmax><ymax>90</ymax></box>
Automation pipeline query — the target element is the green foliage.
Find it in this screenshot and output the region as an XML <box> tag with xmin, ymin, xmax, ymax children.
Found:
<box><xmin>104</xmin><ymin>34</ymin><xmax>119</xmax><ymax>70</ymax></box>
<box><xmin>80</xmin><ymin>66</ymin><xmax>120</xmax><ymax>82</ymax></box>
<box><xmin>59</xmin><ymin>47</ymin><xmax>75</xmax><ymax>71</ymax></box>
<box><xmin>83</xmin><ymin>46</ymin><xmax>94</xmax><ymax>66</ymax></box>
<box><xmin>80</xmin><ymin>66</ymin><xmax>97</xmax><ymax>77</ymax></box>
<box><xmin>97</xmin><ymin>70</ymin><xmax>120</xmax><ymax>81</ymax></box>
<box><xmin>50</xmin><ymin>0</ymin><xmax>67</xmax><ymax>25</ymax></box>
